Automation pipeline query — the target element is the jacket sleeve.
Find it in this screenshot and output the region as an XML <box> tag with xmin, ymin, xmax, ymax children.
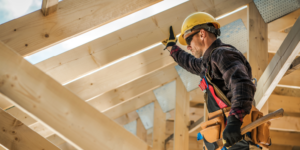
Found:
<box><xmin>213</xmin><ymin>49</ymin><xmax>256</xmax><ymax>122</ymax></box>
<box><xmin>170</xmin><ymin>45</ymin><xmax>204</xmax><ymax>75</ymax></box>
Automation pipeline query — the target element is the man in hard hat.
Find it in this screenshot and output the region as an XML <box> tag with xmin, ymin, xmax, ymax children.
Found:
<box><xmin>162</xmin><ymin>12</ymin><xmax>258</xmax><ymax>150</ymax></box>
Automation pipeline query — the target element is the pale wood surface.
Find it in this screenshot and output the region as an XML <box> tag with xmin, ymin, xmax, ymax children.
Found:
<box><xmin>41</xmin><ymin>0</ymin><xmax>58</xmax><ymax>16</ymax></box>
<box><xmin>65</xmin><ymin>44</ymin><xmax>173</xmax><ymax>101</ymax></box>
<box><xmin>254</xmin><ymin>16</ymin><xmax>300</xmax><ymax>110</ymax></box>
<box><xmin>88</xmin><ymin>63</ymin><xmax>177</xmax><ymax>111</ymax></box>
<box><xmin>270</xmin><ymin>130</ymin><xmax>300</xmax><ymax>147</ymax></box>
<box><xmin>270</xmin><ymin>116</ymin><xmax>300</xmax><ymax>132</ymax></box>
<box><xmin>0</xmin><ymin>41</ymin><xmax>148</xmax><ymax>150</ymax></box>
<box><xmin>166</xmin><ymin>137</ymin><xmax>203</xmax><ymax>150</ymax></box>
<box><xmin>114</xmin><ymin>111</ymin><xmax>139</xmax><ymax>126</ymax></box>
<box><xmin>173</xmin><ymin>78</ymin><xmax>189</xmax><ymax>150</ymax></box>
<box><xmin>273</xmin><ymin>86</ymin><xmax>300</xmax><ymax>98</ymax></box>
<box><xmin>279</xmin><ymin>70</ymin><xmax>300</xmax><ymax>86</ymax></box>
<box><xmin>152</xmin><ymin>101</ymin><xmax>166</xmax><ymax>150</ymax></box>
<box><xmin>269</xmin><ymin>145</ymin><xmax>293</xmax><ymax>150</ymax></box>
<box><xmin>103</xmin><ymin>91</ymin><xmax>156</xmax><ymax>119</ymax></box>
<box><xmin>0</xmin><ymin>93</ymin><xmax>13</xmax><ymax>110</ymax></box>
<box><xmin>0</xmin><ymin>108</ymin><xmax>60</xmax><ymax>150</ymax></box>
<box><xmin>35</xmin><ymin>0</ymin><xmax>251</xmax><ymax>84</ymax></box>
<box><xmin>137</xmin><ymin>118</ymin><xmax>147</xmax><ymax>142</ymax></box>
<box><xmin>0</xmin><ymin>0</ymin><xmax>161</xmax><ymax>56</ymax></box>
<box><xmin>247</xmin><ymin>1</ymin><xmax>268</xmax><ymax>80</ymax></box>
<box><xmin>269</xmin><ymin>94</ymin><xmax>300</xmax><ymax>114</ymax></box>
<box><xmin>268</xmin><ymin>9</ymin><xmax>300</xmax><ymax>32</ymax></box>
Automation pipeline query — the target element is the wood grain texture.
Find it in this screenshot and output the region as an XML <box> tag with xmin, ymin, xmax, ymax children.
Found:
<box><xmin>35</xmin><ymin>0</ymin><xmax>252</xmax><ymax>84</ymax></box>
<box><xmin>0</xmin><ymin>41</ymin><xmax>148</xmax><ymax>150</ymax></box>
<box><xmin>269</xmin><ymin>94</ymin><xmax>300</xmax><ymax>114</ymax></box>
<box><xmin>268</xmin><ymin>9</ymin><xmax>300</xmax><ymax>32</ymax></box>
<box><xmin>247</xmin><ymin>1</ymin><xmax>268</xmax><ymax>80</ymax></box>
<box><xmin>0</xmin><ymin>108</ymin><xmax>60</xmax><ymax>150</ymax></box>
<box><xmin>41</xmin><ymin>0</ymin><xmax>58</xmax><ymax>16</ymax></box>
<box><xmin>87</xmin><ymin>63</ymin><xmax>177</xmax><ymax>112</ymax></box>
<box><xmin>152</xmin><ymin>101</ymin><xmax>166</xmax><ymax>150</ymax></box>
<box><xmin>0</xmin><ymin>0</ymin><xmax>161</xmax><ymax>56</ymax></box>
<box><xmin>270</xmin><ymin>116</ymin><xmax>300</xmax><ymax>132</ymax></box>
<box><xmin>254</xmin><ymin>16</ymin><xmax>300</xmax><ymax>110</ymax></box>
<box><xmin>137</xmin><ymin>118</ymin><xmax>147</xmax><ymax>142</ymax></box>
<box><xmin>270</xmin><ymin>130</ymin><xmax>300</xmax><ymax>146</ymax></box>
<box><xmin>173</xmin><ymin>78</ymin><xmax>189</xmax><ymax>150</ymax></box>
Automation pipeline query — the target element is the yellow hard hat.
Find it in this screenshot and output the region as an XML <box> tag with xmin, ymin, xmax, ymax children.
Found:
<box><xmin>178</xmin><ymin>12</ymin><xmax>220</xmax><ymax>46</ymax></box>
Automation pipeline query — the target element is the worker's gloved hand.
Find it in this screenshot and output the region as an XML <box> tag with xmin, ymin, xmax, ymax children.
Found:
<box><xmin>223</xmin><ymin>115</ymin><xmax>243</xmax><ymax>147</ymax></box>
<box><xmin>161</xmin><ymin>26</ymin><xmax>177</xmax><ymax>50</ymax></box>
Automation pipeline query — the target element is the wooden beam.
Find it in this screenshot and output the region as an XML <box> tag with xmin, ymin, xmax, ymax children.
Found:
<box><xmin>136</xmin><ymin>117</ymin><xmax>147</xmax><ymax>142</ymax></box>
<box><xmin>152</xmin><ymin>100</ymin><xmax>166</xmax><ymax>150</ymax></box>
<box><xmin>35</xmin><ymin>0</ymin><xmax>252</xmax><ymax>84</ymax></box>
<box><xmin>270</xmin><ymin>116</ymin><xmax>300</xmax><ymax>132</ymax></box>
<box><xmin>273</xmin><ymin>86</ymin><xmax>300</xmax><ymax>97</ymax></box>
<box><xmin>103</xmin><ymin>91</ymin><xmax>156</xmax><ymax>120</ymax></box>
<box><xmin>254</xmin><ymin>16</ymin><xmax>300</xmax><ymax>110</ymax></box>
<box><xmin>65</xmin><ymin>44</ymin><xmax>173</xmax><ymax>101</ymax></box>
<box><xmin>0</xmin><ymin>107</ymin><xmax>60</xmax><ymax>150</ymax></box>
<box><xmin>166</xmin><ymin>137</ymin><xmax>203</xmax><ymax>150</ymax></box>
<box><xmin>270</xmin><ymin>130</ymin><xmax>300</xmax><ymax>147</ymax></box>
<box><xmin>114</xmin><ymin>111</ymin><xmax>140</xmax><ymax>126</ymax></box>
<box><xmin>270</xmin><ymin>145</ymin><xmax>293</xmax><ymax>150</ymax></box>
<box><xmin>173</xmin><ymin>78</ymin><xmax>189</xmax><ymax>150</ymax></box>
<box><xmin>268</xmin><ymin>9</ymin><xmax>300</xmax><ymax>32</ymax></box>
<box><xmin>88</xmin><ymin>62</ymin><xmax>177</xmax><ymax>111</ymax></box>
<box><xmin>41</xmin><ymin>0</ymin><xmax>58</xmax><ymax>16</ymax></box>
<box><xmin>285</xmin><ymin>56</ymin><xmax>300</xmax><ymax>76</ymax></box>
<box><xmin>247</xmin><ymin>1</ymin><xmax>268</xmax><ymax>80</ymax></box>
<box><xmin>269</xmin><ymin>94</ymin><xmax>300</xmax><ymax>114</ymax></box>
<box><xmin>0</xmin><ymin>41</ymin><xmax>148</xmax><ymax>150</ymax></box>
<box><xmin>280</xmin><ymin>70</ymin><xmax>300</xmax><ymax>86</ymax></box>
<box><xmin>0</xmin><ymin>0</ymin><xmax>161</xmax><ymax>56</ymax></box>
<box><xmin>0</xmin><ymin>93</ymin><xmax>13</xmax><ymax>110</ymax></box>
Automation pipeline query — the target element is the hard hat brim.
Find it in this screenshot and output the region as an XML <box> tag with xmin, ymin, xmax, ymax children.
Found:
<box><xmin>178</xmin><ymin>34</ymin><xmax>187</xmax><ymax>46</ymax></box>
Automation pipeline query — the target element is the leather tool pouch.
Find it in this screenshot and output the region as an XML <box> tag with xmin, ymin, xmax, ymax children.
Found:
<box><xmin>251</xmin><ymin>111</ymin><xmax>271</xmax><ymax>148</ymax></box>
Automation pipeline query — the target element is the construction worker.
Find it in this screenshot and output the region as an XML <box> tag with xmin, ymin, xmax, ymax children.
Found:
<box><xmin>162</xmin><ymin>12</ymin><xmax>260</xmax><ymax>150</ymax></box>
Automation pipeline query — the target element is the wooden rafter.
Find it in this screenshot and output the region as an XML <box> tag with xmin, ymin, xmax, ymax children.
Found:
<box><xmin>0</xmin><ymin>104</ymin><xmax>60</xmax><ymax>150</ymax></box>
<box><xmin>270</xmin><ymin>130</ymin><xmax>300</xmax><ymax>147</ymax></box>
<box><xmin>0</xmin><ymin>41</ymin><xmax>148</xmax><ymax>150</ymax></box>
<box><xmin>152</xmin><ymin>101</ymin><xmax>166</xmax><ymax>150</ymax></box>
<box><xmin>41</xmin><ymin>0</ymin><xmax>58</xmax><ymax>16</ymax></box>
<box><xmin>254</xmin><ymin>16</ymin><xmax>300</xmax><ymax>110</ymax></box>
<box><xmin>0</xmin><ymin>0</ymin><xmax>162</xmax><ymax>56</ymax></box>
<box><xmin>35</xmin><ymin>0</ymin><xmax>252</xmax><ymax>84</ymax></box>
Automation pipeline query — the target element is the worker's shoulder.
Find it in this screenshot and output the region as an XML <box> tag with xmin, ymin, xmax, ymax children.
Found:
<box><xmin>211</xmin><ymin>45</ymin><xmax>245</xmax><ymax>61</ymax></box>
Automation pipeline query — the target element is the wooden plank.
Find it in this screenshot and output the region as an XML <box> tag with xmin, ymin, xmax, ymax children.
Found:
<box><xmin>0</xmin><ymin>93</ymin><xmax>13</xmax><ymax>110</ymax></box>
<box><xmin>173</xmin><ymin>78</ymin><xmax>189</xmax><ymax>150</ymax></box>
<box><xmin>0</xmin><ymin>107</ymin><xmax>60</xmax><ymax>150</ymax></box>
<box><xmin>166</xmin><ymin>137</ymin><xmax>203</xmax><ymax>150</ymax></box>
<box><xmin>270</xmin><ymin>145</ymin><xmax>293</xmax><ymax>150</ymax></box>
<box><xmin>284</xmin><ymin>56</ymin><xmax>300</xmax><ymax>76</ymax></box>
<box><xmin>65</xmin><ymin>44</ymin><xmax>174</xmax><ymax>101</ymax></box>
<box><xmin>87</xmin><ymin>62</ymin><xmax>177</xmax><ymax>111</ymax></box>
<box><xmin>273</xmin><ymin>86</ymin><xmax>300</xmax><ymax>98</ymax></box>
<box><xmin>270</xmin><ymin>130</ymin><xmax>300</xmax><ymax>147</ymax></box>
<box><xmin>41</xmin><ymin>0</ymin><xmax>59</xmax><ymax>16</ymax></box>
<box><xmin>247</xmin><ymin>1</ymin><xmax>268</xmax><ymax>80</ymax></box>
<box><xmin>136</xmin><ymin>118</ymin><xmax>147</xmax><ymax>142</ymax></box>
<box><xmin>254</xmin><ymin>16</ymin><xmax>300</xmax><ymax>110</ymax></box>
<box><xmin>0</xmin><ymin>41</ymin><xmax>148</xmax><ymax>150</ymax></box>
<box><xmin>269</xmin><ymin>94</ymin><xmax>300</xmax><ymax>114</ymax></box>
<box><xmin>152</xmin><ymin>100</ymin><xmax>166</xmax><ymax>150</ymax></box>
<box><xmin>270</xmin><ymin>116</ymin><xmax>300</xmax><ymax>132</ymax></box>
<box><xmin>103</xmin><ymin>91</ymin><xmax>156</xmax><ymax>119</ymax></box>
<box><xmin>0</xmin><ymin>0</ymin><xmax>161</xmax><ymax>56</ymax></box>
<box><xmin>35</xmin><ymin>0</ymin><xmax>252</xmax><ymax>84</ymax></box>
<box><xmin>114</xmin><ymin>111</ymin><xmax>139</xmax><ymax>126</ymax></box>
<box><xmin>280</xmin><ymin>70</ymin><xmax>300</xmax><ymax>86</ymax></box>
<box><xmin>268</xmin><ymin>9</ymin><xmax>300</xmax><ymax>32</ymax></box>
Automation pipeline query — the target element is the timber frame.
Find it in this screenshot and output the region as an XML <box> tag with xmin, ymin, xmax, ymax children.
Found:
<box><xmin>0</xmin><ymin>0</ymin><xmax>300</xmax><ymax>150</ymax></box>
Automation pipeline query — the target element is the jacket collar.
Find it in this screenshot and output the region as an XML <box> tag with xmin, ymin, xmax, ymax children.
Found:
<box><xmin>202</xmin><ymin>38</ymin><xmax>223</xmax><ymax>63</ymax></box>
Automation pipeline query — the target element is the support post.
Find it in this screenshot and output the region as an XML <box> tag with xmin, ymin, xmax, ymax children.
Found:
<box><xmin>152</xmin><ymin>100</ymin><xmax>166</xmax><ymax>150</ymax></box>
<box><xmin>173</xmin><ymin>78</ymin><xmax>189</xmax><ymax>150</ymax></box>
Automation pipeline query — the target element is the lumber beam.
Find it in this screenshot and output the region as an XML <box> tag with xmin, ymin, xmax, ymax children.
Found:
<box><xmin>270</xmin><ymin>116</ymin><xmax>300</xmax><ymax>132</ymax></box>
<box><xmin>35</xmin><ymin>0</ymin><xmax>252</xmax><ymax>84</ymax></box>
<box><xmin>173</xmin><ymin>78</ymin><xmax>189</xmax><ymax>150</ymax></box>
<box><xmin>270</xmin><ymin>130</ymin><xmax>300</xmax><ymax>147</ymax></box>
<box><xmin>114</xmin><ymin>111</ymin><xmax>140</xmax><ymax>126</ymax></box>
<box><xmin>247</xmin><ymin>1</ymin><xmax>268</xmax><ymax>80</ymax></box>
<box><xmin>0</xmin><ymin>0</ymin><xmax>161</xmax><ymax>56</ymax></box>
<box><xmin>152</xmin><ymin>101</ymin><xmax>166</xmax><ymax>150</ymax></box>
<box><xmin>0</xmin><ymin>106</ymin><xmax>60</xmax><ymax>150</ymax></box>
<box><xmin>269</xmin><ymin>94</ymin><xmax>300</xmax><ymax>114</ymax></box>
<box><xmin>0</xmin><ymin>41</ymin><xmax>148</xmax><ymax>150</ymax></box>
<box><xmin>88</xmin><ymin>62</ymin><xmax>178</xmax><ymax>111</ymax></box>
<box><xmin>268</xmin><ymin>9</ymin><xmax>300</xmax><ymax>32</ymax></box>
<box><xmin>254</xmin><ymin>16</ymin><xmax>300</xmax><ymax>110</ymax></box>
<box><xmin>137</xmin><ymin>118</ymin><xmax>147</xmax><ymax>142</ymax></box>
<box><xmin>41</xmin><ymin>0</ymin><xmax>58</xmax><ymax>16</ymax></box>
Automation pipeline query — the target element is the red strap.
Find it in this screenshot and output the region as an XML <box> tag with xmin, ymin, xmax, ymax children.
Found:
<box><xmin>208</xmin><ymin>85</ymin><xmax>227</xmax><ymax>109</ymax></box>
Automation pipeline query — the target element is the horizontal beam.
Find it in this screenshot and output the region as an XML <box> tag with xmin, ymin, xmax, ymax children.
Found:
<box><xmin>0</xmin><ymin>41</ymin><xmax>148</xmax><ymax>150</ymax></box>
<box><xmin>270</xmin><ymin>116</ymin><xmax>300</xmax><ymax>132</ymax></box>
<box><xmin>41</xmin><ymin>0</ymin><xmax>58</xmax><ymax>16</ymax></box>
<box><xmin>270</xmin><ymin>130</ymin><xmax>300</xmax><ymax>147</ymax></box>
<box><xmin>254</xmin><ymin>16</ymin><xmax>300</xmax><ymax>110</ymax></box>
<box><xmin>0</xmin><ymin>106</ymin><xmax>60</xmax><ymax>150</ymax></box>
<box><xmin>0</xmin><ymin>0</ymin><xmax>161</xmax><ymax>56</ymax></box>
<box><xmin>35</xmin><ymin>0</ymin><xmax>252</xmax><ymax>84</ymax></box>
<box><xmin>269</xmin><ymin>94</ymin><xmax>300</xmax><ymax>114</ymax></box>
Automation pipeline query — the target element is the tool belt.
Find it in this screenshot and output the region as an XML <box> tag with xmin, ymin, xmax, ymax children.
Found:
<box><xmin>198</xmin><ymin>46</ymin><xmax>271</xmax><ymax>150</ymax></box>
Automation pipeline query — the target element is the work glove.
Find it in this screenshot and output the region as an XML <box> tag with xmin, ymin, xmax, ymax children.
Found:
<box><xmin>161</xmin><ymin>26</ymin><xmax>177</xmax><ymax>50</ymax></box>
<box><xmin>222</xmin><ymin>115</ymin><xmax>243</xmax><ymax>147</ymax></box>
